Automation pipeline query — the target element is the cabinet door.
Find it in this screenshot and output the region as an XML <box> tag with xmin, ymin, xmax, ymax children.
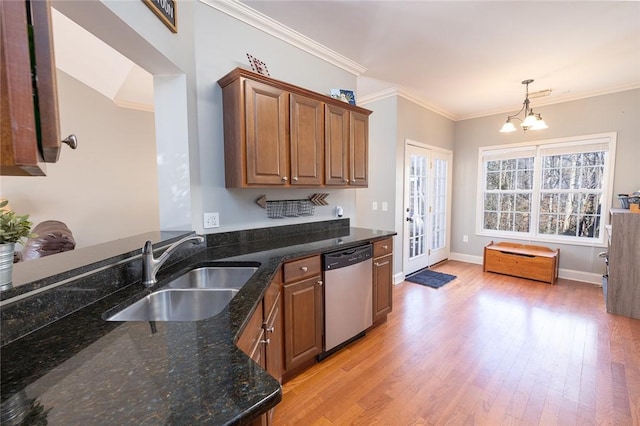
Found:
<box><xmin>373</xmin><ymin>253</ymin><xmax>393</xmax><ymax>323</ymax></box>
<box><xmin>283</xmin><ymin>276</ymin><xmax>323</xmax><ymax>372</ymax></box>
<box><xmin>237</xmin><ymin>302</ymin><xmax>266</xmax><ymax>366</ymax></box>
<box><xmin>244</xmin><ymin>79</ymin><xmax>289</xmax><ymax>185</ymax></box>
<box><xmin>290</xmin><ymin>93</ymin><xmax>323</xmax><ymax>186</ymax></box>
<box><xmin>264</xmin><ymin>280</ymin><xmax>283</xmax><ymax>383</ymax></box>
<box><xmin>324</xmin><ymin>104</ymin><xmax>349</xmax><ymax>186</ymax></box>
<box><xmin>350</xmin><ymin>111</ymin><xmax>368</xmax><ymax>187</ymax></box>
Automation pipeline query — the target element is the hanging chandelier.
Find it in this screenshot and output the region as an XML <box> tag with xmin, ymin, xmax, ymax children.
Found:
<box><xmin>499</xmin><ymin>79</ymin><xmax>548</xmax><ymax>133</ymax></box>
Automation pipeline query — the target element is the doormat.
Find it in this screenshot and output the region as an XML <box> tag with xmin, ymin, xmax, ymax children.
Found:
<box><xmin>406</xmin><ymin>269</ymin><xmax>456</xmax><ymax>289</ymax></box>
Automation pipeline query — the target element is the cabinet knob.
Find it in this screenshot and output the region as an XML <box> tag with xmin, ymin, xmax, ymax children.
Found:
<box><xmin>351</xmin><ymin>179</ymin><xmax>356</xmax><ymax>183</ymax></box>
<box><xmin>382</xmin><ymin>245</ymin><xmax>388</xmax><ymax>250</ymax></box>
<box><xmin>62</xmin><ymin>134</ymin><xmax>78</xmax><ymax>149</ymax></box>
<box><xmin>261</xmin><ymin>338</ymin><xmax>271</xmax><ymax>345</ymax></box>
<box><xmin>263</xmin><ymin>325</ymin><xmax>275</xmax><ymax>333</ymax></box>
<box><xmin>317</xmin><ymin>280</ymin><xmax>323</xmax><ymax>286</ymax></box>
<box><xmin>282</xmin><ymin>176</ymin><xmax>288</xmax><ymax>182</ymax></box>
<box><xmin>292</xmin><ymin>176</ymin><xmax>298</xmax><ymax>182</ymax></box>
<box><xmin>300</xmin><ymin>266</ymin><xmax>308</xmax><ymax>272</ymax></box>
<box><xmin>343</xmin><ymin>178</ymin><xmax>348</xmax><ymax>183</ymax></box>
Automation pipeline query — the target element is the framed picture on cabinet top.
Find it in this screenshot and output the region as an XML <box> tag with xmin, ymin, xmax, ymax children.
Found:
<box><xmin>246</xmin><ymin>53</ymin><xmax>270</xmax><ymax>76</ymax></box>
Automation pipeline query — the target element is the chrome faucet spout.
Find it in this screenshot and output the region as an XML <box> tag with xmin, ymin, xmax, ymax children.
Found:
<box><xmin>142</xmin><ymin>235</ymin><xmax>205</xmax><ymax>287</ymax></box>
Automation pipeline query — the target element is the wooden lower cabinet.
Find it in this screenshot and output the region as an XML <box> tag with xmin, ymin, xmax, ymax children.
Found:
<box><xmin>282</xmin><ymin>255</ymin><xmax>323</xmax><ymax>381</ymax></box>
<box><xmin>372</xmin><ymin>239</ymin><xmax>393</xmax><ymax>324</ymax></box>
<box><xmin>237</xmin><ymin>276</ymin><xmax>283</xmax><ymax>426</ymax></box>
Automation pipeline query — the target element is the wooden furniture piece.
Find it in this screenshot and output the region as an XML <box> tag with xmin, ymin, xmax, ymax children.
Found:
<box><xmin>237</xmin><ymin>274</ymin><xmax>283</xmax><ymax>426</ymax></box>
<box><xmin>282</xmin><ymin>255</ymin><xmax>323</xmax><ymax>381</ymax></box>
<box><xmin>483</xmin><ymin>241</ymin><xmax>559</xmax><ymax>285</ymax></box>
<box><xmin>606</xmin><ymin>209</ymin><xmax>640</xmax><ymax>319</ymax></box>
<box><xmin>1</xmin><ymin>0</ymin><xmax>61</xmax><ymax>176</ymax></box>
<box><xmin>217</xmin><ymin>67</ymin><xmax>371</xmax><ymax>188</ymax></box>
<box><xmin>372</xmin><ymin>238</ymin><xmax>393</xmax><ymax>325</ymax></box>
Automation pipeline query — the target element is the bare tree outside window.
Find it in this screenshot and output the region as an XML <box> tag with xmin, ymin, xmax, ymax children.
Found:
<box><xmin>539</xmin><ymin>152</ymin><xmax>605</xmax><ymax>238</ymax></box>
<box><xmin>479</xmin><ymin>136</ymin><xmax>613</xmax><ymax>244</ymax></box>
<box><xmin>483</xmin><ymin>157</ymin><xmax>533</xmax><ymax>233</ymax></box>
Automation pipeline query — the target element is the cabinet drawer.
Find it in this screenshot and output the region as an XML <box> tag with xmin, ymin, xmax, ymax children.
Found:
<box><xmin>373</xmin><ymin>238</ymin><xmax>393</xmax><ymax>258</ymax></box>
<box><xmin>283</xmin><ymin>255</ymin><xmax>321</xmax><ymax>283</ymax></box>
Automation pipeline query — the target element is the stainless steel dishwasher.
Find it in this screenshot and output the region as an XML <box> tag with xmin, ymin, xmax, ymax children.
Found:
<box><xmin>321</xmin><ymin>244</ymin><xmax>373</xmax><ymax>358</ymax></box>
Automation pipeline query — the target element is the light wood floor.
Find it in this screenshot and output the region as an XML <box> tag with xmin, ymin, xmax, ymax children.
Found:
<box><xmin>272</xmin><ymin>261</ymin><xmax>640</xmax><ymax>426</ymax></box>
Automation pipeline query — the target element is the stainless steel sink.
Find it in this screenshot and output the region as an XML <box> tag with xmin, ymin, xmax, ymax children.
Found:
<box><xmin>166</xmin><ymin>265</ymin><xmax>258</xmax><ymax>290</ymax></box>
<box><xmin>106</xmin><ymin>288</ymin><xmax>238</xmax><ymax>322</ymax></box>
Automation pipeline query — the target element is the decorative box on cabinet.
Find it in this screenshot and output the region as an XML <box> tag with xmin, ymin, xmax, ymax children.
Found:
<box><xmin>483</xmin><ymin>241</ymin><xmax>559</xmax><ymax>285</ymax></box>
<box><xmin>217</xmin><ymin>67</ymin><xmax>371</xmax><ymax>188</ymax></box>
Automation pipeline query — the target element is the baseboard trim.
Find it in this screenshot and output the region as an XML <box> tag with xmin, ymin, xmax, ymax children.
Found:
<box><xmin>437</xmin><ymin>252</ymin><xmax>603</xmax><ymax>286</ymax></box>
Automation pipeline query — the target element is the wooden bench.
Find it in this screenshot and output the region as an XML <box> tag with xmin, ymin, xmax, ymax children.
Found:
<box><xmin>483</xmin><ymin>241</ymin><xmax>559</xmax><ymax>285</ymax></box>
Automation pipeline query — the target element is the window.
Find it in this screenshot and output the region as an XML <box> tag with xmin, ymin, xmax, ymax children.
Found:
<box><xmin>477</xmin><ymin>133</ymin><xmax>616</xmax><ymax>245</ymax></box>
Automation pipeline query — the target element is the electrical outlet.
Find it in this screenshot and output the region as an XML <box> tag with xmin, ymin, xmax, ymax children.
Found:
<box><xmin>372</xmin><ymin>201</ymin><xmax>378</xmax><ymax>211</ymax></box>
<box><xmin>463</xmin><ymin>235</ymin><xmax>469</xmax><ymax>243</ymax></box>
<box><xmin>382</xmin><ymin>202</ymin><xmax>388</xmax><ymax>211</ymax></box>
<box><xmin>203</xmin><ymin>212</ymin><xmax>219</xmax><ymax>228</ymax></box>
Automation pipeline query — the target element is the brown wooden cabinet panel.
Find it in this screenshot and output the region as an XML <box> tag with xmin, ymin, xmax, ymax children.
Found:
<box><xmin>350</xmin><ymin>111</ymin><xmax>369</xmax><ymax>187</ymax></box>
<box><xmin>290</xmin><ymin>93</ymin><xmax>323</xmax><ymax>186</ymax></box>
<box><xmin>373</xmin><ymin>253</ymin><xmax>393</xmax><ymax>323</ymax></box>
<box><xmin>373</xmin><ymin>238</ymin><xmax>393</xmax><ymax>325</ymax></box>
<box><xmin>324</xmin><ymin>104</ymin><xmax>349</xmax><ymax>186</ymax></box>
<box><xmin>245</xmin><ymin>79</ymin><xmax>289</xmax><ymax>185</ymax></box>
<box><xmin>237</xmin><ymin>302</ymin><xmax>265</xmax><ymax>364</ymax></box>
<box><xmin>283</xmin><ymin>272</ymin><xmax>323</xmax><ymax>374</ymax></box>
<box><xmin>1</xmin><ymin>0</ymin><xmax>60</xmax><ymax>176</ymax></box>
<box><xmin>264</xmin><ymin>274</ymin><xmax>284</xmax><ymax>384</ymax></box>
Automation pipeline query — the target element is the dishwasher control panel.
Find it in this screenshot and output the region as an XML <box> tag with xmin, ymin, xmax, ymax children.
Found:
<box><xmin>323</xmin><ymin>244</ymin><xmax>373</xmax><ymax>271</ymax></box>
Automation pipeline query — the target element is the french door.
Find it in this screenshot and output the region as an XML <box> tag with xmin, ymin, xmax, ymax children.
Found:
<box><xmin>403</xmin><ymin>141</ymin><xmax>452</xmax><ymax>276</ymax></box>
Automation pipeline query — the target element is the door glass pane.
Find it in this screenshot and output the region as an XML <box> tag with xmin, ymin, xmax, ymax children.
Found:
<box><xmin>432</xmin><ymin>158</ymin><xmax>447</xmax><ymax>250</ymax></box>
<box><xmin>409</xmin><ymin>154</ymin><xmax>427</xmax><ymax>259</ymax></box>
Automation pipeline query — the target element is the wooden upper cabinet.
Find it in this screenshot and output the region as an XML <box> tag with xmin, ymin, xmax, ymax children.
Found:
<box><xmin>290</xmin><ymin>93</ymin><xmax>323</xmax><ymax>186</ymax></box>
<box><xmin>350</xmin><ymin>111</ymin><xmax>369</xmax><ymax>187</ymax></box>
<box><xmin>1</xmin><ymin>0</ymin><xmax>61</xmax><ymax>176</ymax></box>
<box><xmin>218</xmin><ymin>67</ymin><xmax>370</xmax><ymax>188</ymax></box>
<box><xmin>245</xmin><ymin>79</ymin><xmax>289</xmax><ymax>185</ymax></box>
<box><xmin>325</xmin><ymin>105</ymin><xmax>369</xmax><ymax>187</ymax></box>
<box><xmin>324</xmin><ymin>104</ymin><xmax>349</xmax><ymax>186</ymax></box>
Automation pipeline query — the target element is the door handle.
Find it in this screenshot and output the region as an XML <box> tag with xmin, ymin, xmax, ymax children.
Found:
<box><xmin>406</xmin><ymin>217</ymin><xmax>414</xmax><ymax>222</ymax></box>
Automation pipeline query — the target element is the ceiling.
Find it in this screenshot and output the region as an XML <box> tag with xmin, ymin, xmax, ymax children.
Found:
<box><xmin>242</xmin><ymin>0</ymin><xmax>640</xmax><ymax>120</ymax></box>
<box><xmin>51</xmin><ymin>1</ymin><xmax>640</xmax><ymax>121</ymax></box>
<box><xmin>51</xmin><ymin>8</ymin><xmax>154</xmax><ymax>112</ymax></box>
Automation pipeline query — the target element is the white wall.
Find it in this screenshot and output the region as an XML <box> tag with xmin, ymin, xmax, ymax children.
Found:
<box><xmin>0</xmin><ymin>71</ymin><xmax>159</xmax><ymax>249</ymax></box>
<box><xmin>452</xmin><ymin>88</ymin><xmax>640</xmax><ymax>280</ymax></box>
<box><xmin>192</xmin><ymin>2</ymin><xmax>361</xmax><ymax>232</ymax></box>
<box><xmin>11</xmin><ymin>0</ymin><xmax>364</xmax><ymax>250</ymax></box>
<box><xmin>357</xmin><ymin>94</ymin><xmax>456</xmax><ymax>278</ymax></box>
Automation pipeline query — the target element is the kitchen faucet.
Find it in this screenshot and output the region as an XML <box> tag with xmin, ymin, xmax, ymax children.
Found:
<box><xmin>141</xmin><ymin>234</ymin><xmax>205</xmax><ymax>287</ymax></box>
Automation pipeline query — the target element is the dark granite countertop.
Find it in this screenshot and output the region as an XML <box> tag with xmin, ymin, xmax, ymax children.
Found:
<box><xmin>0</xmin><ymin>221</ymin><xmax>395</xmax><ymax>425</ymax></box>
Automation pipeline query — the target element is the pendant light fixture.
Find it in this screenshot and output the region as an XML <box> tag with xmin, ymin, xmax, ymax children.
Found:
<box><xmin>499</xmin><ymin>79</ymin><xmax>548</xmax><ymax>133</ymax></box>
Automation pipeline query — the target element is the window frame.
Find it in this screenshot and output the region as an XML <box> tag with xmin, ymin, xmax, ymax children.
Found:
<box><xmin>476</xmin><ymin>132</ymin><xmax>617</xmax><ymax>247</ymax></box>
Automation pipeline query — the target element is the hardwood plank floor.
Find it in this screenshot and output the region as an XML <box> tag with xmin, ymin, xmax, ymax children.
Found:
<box><xmin>272</xmin><ymin>261</ymin><xmax>640</xmax><ymax>426</ymax></box>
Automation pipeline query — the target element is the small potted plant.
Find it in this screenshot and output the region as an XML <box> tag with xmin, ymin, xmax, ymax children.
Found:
<box><xmin>0</xmin><ymin>199</ymin><xmax>35</xmax><ymax>289</ymax></box>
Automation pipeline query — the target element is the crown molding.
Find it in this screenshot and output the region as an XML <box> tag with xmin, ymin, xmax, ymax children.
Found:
<box><xmin>360</xmin><ymin>82</ymin><xmax>640</xmax><ymax>122</ymax></box>
<box><xmin>200</xmin><ymin>0</ymin><xmax>366</xmax><ymax>76</ymax></box>
<box><xmin>359</xmin><ymin>87</ymin><xmax>456</xmax><ymax>121</ymax></box>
